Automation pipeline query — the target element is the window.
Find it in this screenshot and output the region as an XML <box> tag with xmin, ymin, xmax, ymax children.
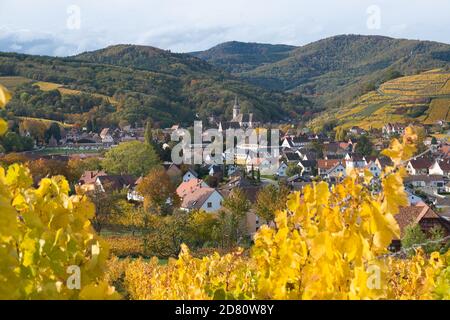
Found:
<box><xmin>207</xmin><ymin>202</ymin><xmax>212</xmax><ymax>208</ymax></box>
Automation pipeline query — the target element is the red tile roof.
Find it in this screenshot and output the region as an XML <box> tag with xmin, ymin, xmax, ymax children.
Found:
<box><xmin>317</xmin><ymin>159</ymin><xmax>345</xmax><ymax>170</ymax></box>
<box><xmin>176</xmin><ymin>178</ymin><xmax>205</xmax><ymax>198</ymax></box>
<box><xmin>394</xmin><ymin>203</ymin><xmax>441</xmax><ymax>239</ymax></box>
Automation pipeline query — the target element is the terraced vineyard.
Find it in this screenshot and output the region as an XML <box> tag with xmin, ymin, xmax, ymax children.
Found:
<box><xmin>310</xmin><ymin>69</ymin><xmax>450</xmax><ymax>131</ymax></box>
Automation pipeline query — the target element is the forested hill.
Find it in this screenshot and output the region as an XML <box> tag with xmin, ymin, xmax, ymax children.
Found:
<box><xmin>193</xmin><ymin>35</ymin><xmax>450</xmax><ymax>107</ymax></box>
<box><xmin>75</xmin><ymin>44</ymin><xmax>218</xmax><ymax>76</ymax></box>
<box><xmin>190</xmin><ymin>41</ymin><xmax>296</xmax><ymax>73</ymax></box>
<box><xmin>0</xmin><ymin>48</ymin><xmax>312</xmax><ymax>128</ymax></box>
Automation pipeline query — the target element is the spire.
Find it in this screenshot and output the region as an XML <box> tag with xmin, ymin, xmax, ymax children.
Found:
<box><xmin>234</xmin><ymin>95</ymin><xmax>240</xmax><ymax>109</ymax></box>
<box><xmin>232</xmin><ymin>95</ymin><xmax>240</xmax><ymax>119</ymax></box>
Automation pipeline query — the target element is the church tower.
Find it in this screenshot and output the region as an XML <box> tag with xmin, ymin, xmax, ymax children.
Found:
<box><xmin>232</xmin><ymin>95</ymin><xmax>240</xmax><ymax>119</ymax></box>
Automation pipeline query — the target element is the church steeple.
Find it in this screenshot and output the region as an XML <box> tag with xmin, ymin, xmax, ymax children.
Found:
<box><xmin>233</xmin><ymin>95</ymin><xmax>240</xmax><ymax>119</ymax></box>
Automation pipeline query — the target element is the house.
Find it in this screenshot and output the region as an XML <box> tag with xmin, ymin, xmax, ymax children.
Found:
<box><xmin>277</xmin><ymin>162</ymin><xmax>288</xmax><ymax>177</ymax></box>
<box><xmin>383</xmin><ymin>123</ymin><xmax>407</xmax><ymax>137</ymax></box>
<box><xmin>406</xmin><ymin>189</ymin><xmax>424</xmax><ymax>205</ymax></box>
<box><xmin>325</xmin><ymin>163</ymin><xmax>347</xmax><ymax>182</ymax></box>
<box><xmin>298</xmin><ymin>160</ymin><xmax>317</xmax><ymax>176</ymax></box>
<box><xmin>99</xmin><ymin>128</ymin><xmax>114</xmax><ymax>146</ymax></box>
<box><xmin>429</xmin><ymin>159</ymin><xmax>450</xmax><ymax>177</ymax></box>
<box><xmin>365</xmin><ymin>160</ymin><xmax>382</xmax><ymax>178</ymax></box>
<box><xmin>283</xmin><ymin>151</ymin><xmax>301</xmax><ymax>163</ymax></box>
<box><xmin>219</xmin><ymin>176</ymin><xmax>265</xmax><ymax>236</ymax></box>
<box><xmin>246</xmin><ymin>156</ymin><xmax>278</xmax><ymax>175</ymax></box>
<box><xmin>349</xmin><ymin>126</ymin><xmax>366</xmax><ymax>135</ymax></box>
<box><xmin>296</xmin><ymin>149</ymin><xmax>318</xmax><ymax>161</ymax></box>
<box><xmin>434</xmin><ymin>197</ymin><xmax>450</xmax><ymax>211</ymax></box>
<box><xmin>390</xmin><ymin>203</ymin><xmax>450</xmax><ymax>251</ymax></box>
<box><xmin>404</xmin><ymin>175</ymin><xmax>446</xmax><ymax>193</ymax></box>
<box><xmin>95</xmin><ymin>175</ymin><xmax>136</xmax><ymax>193</ymax></box>
<box><xmin>208</xmin><ymin>165</ymin><xmax>224</xmax><ymax>179</ymax></box>
<box><xmin>281</xmin><ymin>136</ymin><xmax>311</xmax><ymax>149</ymax></box>
<box><xmin>163</xmin><ymin>163</ymin><xmax>183</xmax><ymax>183</ymax></box>
<box><xmin>180</xmin><ymin>187</ymin><xmax>224</xmax><ymax>213</ymax></box>
<box><xmin>176</xmin><ymin>178</ymin><xmax>209</xmax><ymax>198</ymax></box>
<box><xmin>182</xmin><ymin>168</ymin><xmax>198</xmax><ymax>182</ymax></box>
<box><xmin>345</xmin><ymin>154</ymin><xmax>367</xmax><ymax>170</ymax></box>
<box><xmin>317</xmin><ymin>159</ymin><xmax>346</xmax><ymax>177</ymax></box>
<box><xmin>127</xmin><ymin>177</ymin><xmax>144</xmax><ymax>202</ymax></box>
<box><xmin>406</xmin><ymin>158</ymin><xmax>433</xmax><ymax>175</ymax></box>
<box><xmin>78</xmin><ymin>170</ymin><xmax>107</xmax><ymax>192</ymax></box>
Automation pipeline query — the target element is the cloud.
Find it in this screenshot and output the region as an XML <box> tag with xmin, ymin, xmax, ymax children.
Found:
<box><xmin>0</xmin><ymin>0</ymin><xmax>450</xmax><ymax>56</ymax></box>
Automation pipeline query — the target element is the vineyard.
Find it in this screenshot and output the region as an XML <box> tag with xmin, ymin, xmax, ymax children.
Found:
<box><xmin>311</xmin><ymin>69</ymin><xmax>450</xmax><ymax>131</ymax></box>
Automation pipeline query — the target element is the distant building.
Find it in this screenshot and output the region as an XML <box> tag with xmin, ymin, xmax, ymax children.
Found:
<box><xmin>383</xmin><ymin>123</ymin><xmax>407</xmax><ymax>137</ymax></box>
<box><xmin>390</xmin><ymin>203</ymin><xmax>450</xmax><ymax>251</ymax></box>
<box><xmin>404</xmin><ymin>175</ymin><xmax>446</xmax><ymax>193</ymax></box>
<box><xmin>78</xmin><ymin>170</ymin><xmax>107</xmax><ymax>192</ymax></box>
<box><xmin>95</xmin><ymin>175</ymin><xmax>136</xmax><ymax>193</ymax></box>
<box><xmin>406</xmin><ymin>158</ymin><xmax>433</xmax><ymax>175</ymax></box>
<box><xmin>182</xmin><ymin>168</ymin><xmax>198</xmax><ymax>182</ymax></box>
<box><xmin>176</xmin><ymin>178</ymin><xmax>223</xmax><ymax>213</ymax></box>
<box><xmin>429</xmin><ymin>159</ymin><xmax>450</xmax><ymax>178</ymax></box>
<box><xmin>218</xmin><ymin>96</ymin><xmax>259</xmax><ymax>131</ymax></box>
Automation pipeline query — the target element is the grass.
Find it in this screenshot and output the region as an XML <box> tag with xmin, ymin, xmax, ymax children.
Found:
<box><xmin>0</xmin><ymin>76</ymin><xmax>32</xmax><ymax>90</ymax></box>
<box><xmin>35</xmin><ymin>81</ymin><xmax>118</xmax><ymax>105</ymax></box>
<box><xmin>17</xmin><ymin>116</ymin><xmax>73</xmax><ymax>128</ymax></box>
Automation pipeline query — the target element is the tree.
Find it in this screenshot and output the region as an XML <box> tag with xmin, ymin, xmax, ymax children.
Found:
<box><xmin>27</xmin><ymin>158</ymin><xmax>70</xmax><ymax>185</ymax></box>
<box><xmin>402</xmin><ymin>223</ymin><xmax>427</xmax><ymax>256</ymax></box>
<box><xmin>255</xmin><ymin>185</ymin><xmax>290</xmax><ymax>224</ymax></box>
<box><xmin>311</xmin><ymin>140</ymin><xmax>324</xmax><ymax>158</ymax></box>
<box><xmin>67</xmin><ymin>157</ymin><xmax>103</xmax><ymax>183</ymax></box>
<box><xmin>222</xmin><ymin>188</ymin><xmax>251</xmax><ymax>245</ymax></box>
<box><xmin>335</xmin><ymin>127</ymin><xmax>347</xmax><ymax>141</ymax></box>
<box><xmin>144</xmin><ymin>120</ymin><xmax>153</xmax><ymax>146</ymax></box>
<box><xmin>431</xmin><ymin>137</ymin><xmax>438</xmax><ymax>145</ymax></box>
<box><xmin>45</xmin><ymin>122</ymin><xmax>61</xmax><ymax>143</ymax></box>
<box><xmin>1</xmin><ymin>131</ymin><xmax>33</xmax><ymax>152</ymax></box>
<box><xmin>102</xmin><ymin>141</ymin><xmax>160</xmax><ymax>177</ymax></box>
<box><xmin>86</xmin><ymin>184</ymin><xmax>127</xmax><ymax>233</ymax></box>
<box><xmin>136</xmin><ymin>168</ymin><xmax>180</xmax><ymax>215</ymax></box>
<box><xmin>355</xmin><ymin>135</ymin><xmax>373</xmax><ymax>156</ymax></box>
<box><xmin>286</xmin><ymin>163</ymin><xmax>301</xmax><ymax>177</ymax></box>
<box><xmin>143</xmin><ymin>212</ymin><xmax>191</xmax><ymax>259</ymax></box>
<box><xmin>20</xmin><ymin>119</ymin><xmax>47</xmax><ymax>145</ymax></box>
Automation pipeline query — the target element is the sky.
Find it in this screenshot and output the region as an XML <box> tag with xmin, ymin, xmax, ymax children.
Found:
<box><xmin>1</xmin><ymin>0</ymin><xmax>449</xmax><ymax>56</ymax></box>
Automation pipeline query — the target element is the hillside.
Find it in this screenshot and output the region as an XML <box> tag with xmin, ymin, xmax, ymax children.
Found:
<box><xmin>190</xmin><ymin>41</ymin><xmax>296</xmax><ymax>73</ymax></box>
<box><xmin>75</xmin><ymin>44</ymin><xmax>217</xmax><ymax>76</ymax></box>
<box><xmin>309</xmin><ymin>69</ymin><xmax>450</xmax><ymax>131</ymax></box>
<box><xmin>0</xmin><ymin>48</ymin><xmax>312</xmax><ymax>128</ymax></box>
<box><xmin>195</xmin><ymin>35</ymin><xmax>450</xmax><ymax>107</ymax></box>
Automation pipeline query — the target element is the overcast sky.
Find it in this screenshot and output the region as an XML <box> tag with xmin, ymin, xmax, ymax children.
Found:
<box><xmin>1</xmin><ymin>0</ymin><xmax>449</xmax><ymax>56</ymax></box>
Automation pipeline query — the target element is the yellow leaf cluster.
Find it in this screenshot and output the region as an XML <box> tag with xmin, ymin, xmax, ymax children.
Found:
<box><xmin>109</xmin><ymin>127</ymin><xmax>449</xmax><ymax>300</ymax></box>
<box><xmin>0</xmin><ymin>91</ymin><xmax>119</xmax><ymax>299</ymax></box>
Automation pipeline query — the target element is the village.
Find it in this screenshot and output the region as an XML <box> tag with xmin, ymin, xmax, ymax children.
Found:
<box><xmin>2</xmin><ymin>97</ymin><xmax>448</xmax><ymax>254</ymax></box>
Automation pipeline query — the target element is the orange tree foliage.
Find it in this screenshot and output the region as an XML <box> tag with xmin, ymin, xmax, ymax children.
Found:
<box><xmin>136</xmin><ymin>167</ymin><xmax>180</xmax><ymax>214</ymax></box>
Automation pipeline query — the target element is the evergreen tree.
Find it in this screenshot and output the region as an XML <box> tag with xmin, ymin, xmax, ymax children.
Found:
<box><xmin>144</xmin><ymin>120</ymin><xmax>153</xmax><ymax>146</ymax></box>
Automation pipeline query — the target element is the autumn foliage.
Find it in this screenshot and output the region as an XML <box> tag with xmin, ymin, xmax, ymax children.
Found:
<box><xmin>0</xmin><ymin>84</ymin><xmax>449</xmax><ymax>300</ymax></box>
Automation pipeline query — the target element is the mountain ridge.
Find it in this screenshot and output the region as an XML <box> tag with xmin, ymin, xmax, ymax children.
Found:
<box><xmin>191</xmin><ymin>34</ymin><xmax>450</xmax><ymax>106</ymax></box>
